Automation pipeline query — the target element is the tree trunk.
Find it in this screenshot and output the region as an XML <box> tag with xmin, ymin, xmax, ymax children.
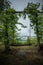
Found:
<box><xmin>11</xmin><ymin>26</ymin><xmax>15</xmax><ymax>44</ymax></box>
<box><xmin>4</xmin><ymin>23</ymin><xmax>10</xmax><ymax>53</ymax></box>
<box><xmin>36</xmin><ymin>13</ymin><xmax>40</xmax><ymax>47</ymax></box>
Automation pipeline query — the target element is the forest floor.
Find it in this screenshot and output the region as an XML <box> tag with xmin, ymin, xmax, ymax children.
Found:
<box><xmin>0</xmin><ymin>46</ymin><xmax>43</xmax><ymax>65</ymax></box>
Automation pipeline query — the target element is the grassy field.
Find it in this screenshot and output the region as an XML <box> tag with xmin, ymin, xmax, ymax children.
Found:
<box><xmin>0</xmin><ymin>45</ymin><xmax>43</xmax><ymax>65</ymax></box>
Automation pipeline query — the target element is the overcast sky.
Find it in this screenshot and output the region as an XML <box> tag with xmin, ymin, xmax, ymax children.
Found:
<box><xmin>10</xmin><ymin>0</ymin><xmax>43</xmax><ymax>11</ymax></box>
<box><xmin>9</xmin><ymin>0</ymin><xmax>43</xmax><ymax>37</ymax></box>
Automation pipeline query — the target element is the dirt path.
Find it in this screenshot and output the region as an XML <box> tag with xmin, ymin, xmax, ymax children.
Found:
<box><xmin>0</xmin><ymin>46</ymin><xmax>43</xmax><ymax>65</ymax></box>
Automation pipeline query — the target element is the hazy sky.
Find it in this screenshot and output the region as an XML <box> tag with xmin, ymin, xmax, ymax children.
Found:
<box><xmin>9</xmin><ymin>0</ymin><xmax>43</xmax><ymax>36</ymax></box>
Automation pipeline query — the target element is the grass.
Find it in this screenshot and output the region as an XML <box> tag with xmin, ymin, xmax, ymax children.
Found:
<box><xmin>0</xmin><ymin>45</ymin><xmax>43</xmax><ymax>65</ymax></box>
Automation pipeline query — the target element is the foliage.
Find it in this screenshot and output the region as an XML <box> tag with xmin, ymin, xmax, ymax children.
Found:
<box><xmin>0</xmin><ymin>0</ymin><xmax>11</xmax><ymax>51</ymax></box>
<box><xmin>0</xmin><ymin>0</ymin><xmax>27</xmax><ymax>51</ymax></box>
<box><xmin>0</xmin><ymin>8</ymin><xmax>27</xmax><ymax>45</ymax></box>
<box><xmin>27</xmin><ymin>36</ymin><xmax>37</xmax><ymax>46</ymax></box>
<box><xmin>23</xmin><ymin>3</ymin><xmax>43</xmax><ymax>44</ymax></box>
<box><xmin>23</xmin><ymin>3</ymin><xmax>40</xmax><ymax>29</ymax></box>
<box><xmin>38</xmin><ymin>14</ymin><xmax>43</xmax><ymax>43</ymax></box>
<box><xmin>0</xmin><ymin>0</ymin><xmax>11</xmax><ymax>11</ymax></box>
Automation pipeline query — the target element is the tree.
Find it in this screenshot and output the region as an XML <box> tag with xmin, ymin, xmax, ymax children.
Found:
<box><xmin>23</xmin><ymin>3</ymin><xmax>43</xmax><ymax>46</ymax></box>
<box><xmin>0</xmin><ymin>0</ymin><xmax>11</xmax><ymax>52</ymax></box>
<box><xmin>38</xmin><ymin>14</ymin><xmax>43</xmax><ymax>43</ymax></box>
<box><xmin>0</xmin><ymin>0</ymin><xmax>10</xmax><ymax>11</ymax></box>
<box><xmin>0</xmin><ymin>0</ymin><xmax>10</xmax><ymax>41</ymax></box>
<box><xmin>0</xmin><ymin>8</ymin><xmax>27</xmax><ymax>52</ymax></box>
<box><xmin>0</xmin><ymin>8</ymin><xmax>18</xmax><ymax>51</ymax></box>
